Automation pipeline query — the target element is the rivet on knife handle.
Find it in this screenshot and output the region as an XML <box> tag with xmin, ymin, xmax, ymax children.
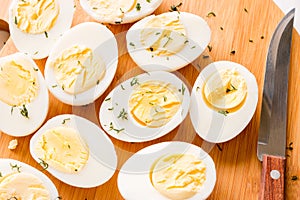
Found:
<box><xmin>259</xmin><ymin>155</ymin><xmax>285</xmax><ymax>200</ymax></box>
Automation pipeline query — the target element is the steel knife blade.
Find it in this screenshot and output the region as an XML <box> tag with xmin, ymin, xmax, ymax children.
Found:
<box><xmin>257</xmin><ymin>8</ymin><xmax>295</xmax><ymax>200</ymax></box>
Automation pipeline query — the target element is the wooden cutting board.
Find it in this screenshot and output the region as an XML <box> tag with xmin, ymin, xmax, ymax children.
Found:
<box><xmin>0</xmin><ymin>0</ymin><xmax>299</xmax><ymax>199</ymax></box>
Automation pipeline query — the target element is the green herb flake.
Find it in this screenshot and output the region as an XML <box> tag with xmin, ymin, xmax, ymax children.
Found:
<box><xmin>10</xmin><ymin>163</ymin><xmax>21</xmax><ymax>172</ymax></box>
<box><xmin>62</xmin><ymin>84</ymin><xmax>65</xmax><ymax>90</ymax></box>
<box><xmin>52</xmin><ymin>85</ymin><xmax>58</xmax><ymax>88</ymax></box>
<box><xmin>14</xmin><ymin>16</ymin><xmax>18</xmax><ymax>25</ymax></box>
<box><xmin>169</xmin><ymin>2</ymin><xmax>182</xmax><ymax>12</ymax></box>
<box><xmin>108</xmin><ymin>107</ymin><xmax>114</xmax><ymax>111</ymax></box>
<box><xmin>130</xmin><ymin>77</ymin><xmax>139</xmax><ymax>86</ymax></box>
<box><xmin>121</xmin><ymin>84</ymin><xmax>125</xmax><ymax>90</ymax></box>
<box><xmin>163</xmin><ymin>36</ymin><xmax>172</xmax><ymax>48</ymax></box>
<box><xmin>146</xmin><ymin>0</ymin><xmax>151</xmax><ymax>2</ymax></box>
<box><xmin>206</xmin><ymin>11</ymin><xmax>216</xmax><ymax>17</ymax></box>
<box><xmin>207</xmin><ymin>45</ymin><xmax>212</xmax><ymax>52</ymax></box>
<box><xmin>129</xmin><ymin>42</ymin><xmax>135</xmax><ymax>48</ymax></box>
<box><xmin>67</xmin><ymin>144</ymin><xmax>71</xmax><ymax>149</ymax></box>
<box><xmin>38</xmin><ymin>158</ymin><xmax>49</xmax><ymax>170</ymax></box>
<box><xmin>11</xmin><ymin>105</ymin><xmax>16</xmax><ymax>115</ymax></box>
<box><xmin>218</xmin><ymin>110</ymin><xmax>229</xmax><ymax>116</ymax></box>
<box><xmin>291</xmin><ymin>175</ymin><xmax>298</xmax><ymax>181</ymax></box>
<box><xmin>184</xmin><ymin>40</ymin><xmax>189</xmax><ymax>44</ymax></box>
<box><xmin>115</xmin><ymin>20</ymin><xmax>122</xmax><ymax>24</ymax></box>
<box><xmin>136</xmin><ymin>3</ymin><xmax>141</xmax><ymax>11</ymax></box>
<box><xmin>226</xmin><ymin>84</ymin><xmax>237</xmax><ymax>93</ymax></box>
<box><xmin>34</xmin><ymin>51</ymin><xmax>39</xmax><ymax>55</ymax></box>
<box><xmin>120</xmin><ymin>8</ymin><xmax>124</xmax><ymax>13</ymax></box>
<box><xmin>163</xmin><ymin>96</ymin><xmax>167</xmax><ymax>102</ymax></box>
<box><xmin>149</xmin><ymin>102</ymin><xmax>154</xmax><ymax>105</ymax></box>
<box><xmin>44</xmin><ymin>31</ymin><xmax>48</xmax><ymax>38</ymax></box>
<box><xmin>109</xmin><ymin>122</ymin><xmax>125</xmax><ymax>133</ymax></box>
<box><xmin>62</xmin><ymin>118</ymin><xmax>71</xmax><ymax>124</ymax></box>
<box><xmin>105</xmin><ymin>97</ymin><xmax>111</xmax><ymax>101</ymax></box>
<box><xmin>179</xmin><ymin>84</ymin><xmax>186</xmax><ymax>95</ymax></box>
<box><xmin>155</xmin><ymin>32</ymin><xmax>161</xmax><ymax>35</ymax></box>
<box><xmin>191</xmin><ymin>46</ymin><xmax>196</xmax><ymax>49</ymax></box>
<box><xmin>118</xmin><ymin>108</ymin><xmax>128</xmax><ymax>120</ymax></box>
<box><xmin>196</xmin><ymin>86</ymin><xmax>200</xmax><ymax>92</ymax></box>
<box><xmin>0</xmin><ymin>171</ymin><xmax>2</xmax><ymax>177</ymax></box>
<box><xmin>92</xmin><ymin>7</ymin><xmax>98</xmax><ymax>10</ymax></box>
<box><xmin>97</xmin><ymin>80</ymin><xmax>100</xmax><ymax>85</ymax></box>
<box><xmin>20</xmin><ymin>105</ymin><xmax>29</xmax><ymax>118</ymax></box>
<box><xmin>203</xmin><ymin>55</ymin><xmax>209</xmax><ymax>59</ymax></box>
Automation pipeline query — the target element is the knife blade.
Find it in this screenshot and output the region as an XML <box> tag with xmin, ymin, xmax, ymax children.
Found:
<box><xmin>257</xmin><ymin>8</ymin><xmax>295</xmax><ymax>200</ymax></box>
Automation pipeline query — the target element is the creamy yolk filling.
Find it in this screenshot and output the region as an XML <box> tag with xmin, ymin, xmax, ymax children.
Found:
<box><xmin>15</xmin><ymin>0</ymin><xmax>60</xmax><ymax>34</ymax></box>
<box><xmin>87</xmin><ymin>0</ymin><xmax>137</xmax><ymax>22</ymax></box>
<box><xmin>204</xmin><ymin>69</ymin><xmax>247</xmax><ymax>111</ymax></box>
<box><xmin>129</xmin><ymin>80</ymin><xmax>181</xmax><ymax>128</ymax></box>
<box><xmin>0</xmin><ymin>60</ymin><xmax>39</xmax><ymax>106</ymax></box>
<box><xmin>52</xmin><ymin>45</ymin><xmax>106</xmax><ymax>95</ymax></box>
<box><xmin>140</xmin><ymin>13</ymin><xmax>187</xmax><ymax>56</ymax></box>
<box><xmin>34</xmin><ymin>126</ymin><xmax>89</xmax><ymax>173</ymax></box>
<box><xmin>0</xmin><ymin>172</ymin><xmax>50</xmax><ymax>200</ymax></box>
<box><xmin>151</xmin><ymin>154</ymin><xmax>206</xmax><ymax>200</ymax></box>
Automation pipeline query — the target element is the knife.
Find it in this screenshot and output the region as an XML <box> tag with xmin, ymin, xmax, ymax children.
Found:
<box><xmin>257</xmin><ymin>8</ymin><xmax>295</xmax><ymax>200</ymax></box>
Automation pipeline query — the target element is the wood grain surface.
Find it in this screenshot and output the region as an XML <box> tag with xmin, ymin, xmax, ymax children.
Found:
<box><xmin>0</xmin><ymin>0</ymin><xmax>300</xmax><ymax>199</ymax></box>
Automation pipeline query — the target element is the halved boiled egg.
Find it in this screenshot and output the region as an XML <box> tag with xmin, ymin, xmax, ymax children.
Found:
<box><xmin>0</xmin><ymin>158</ymin><xmax>58</xmax><ymax>199</ymax></box>
<box><xmin>44</xmin><ymin>22</ymin><xmax>118</xmax><ymax>106</ymax></box>
<box><xmin>8</xmin><ymin>0</ymin><xmax>75</xmax><ymax>59</ymax></box>
<box><xmin>80</xmin><ymin>0</ymin><xmax>163</xmax><ymax>24</ymax></box>
<box><xmin>190</xmin><ymin>61</ymin><xmax>258</xmax><ymax>143</ymax></box>
<box><xmin>0</xmin><ymin>53</ymin><xmax>49</xmax><ymax>137</ymax></box>
<box><xmin>118</xmin><ymin>141</ymin><xmax>216</xmax><ymax>200</ymax></box>
<box><xmin>126</xmin><ymin>12</ymin><xmax>211</xmax><ymax>72</ymax></box>
<box><xmin>99</xmin><ymin>71</ymin><xmax>190</xmax><ymax>142</ymax></box>
<box><xmin>30</xmin><ymin>114</ymin><xmax>118</xmax><ymax>188</ymax></box>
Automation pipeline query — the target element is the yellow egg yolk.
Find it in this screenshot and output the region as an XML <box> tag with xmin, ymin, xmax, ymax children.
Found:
<box><xmin>87</xmin><ymin>0</ymin><xmax>137</xmax><ymax>22</ymax></box>
<box><xmin>129</xmin><ymin>80</ymin><xmax>181</xmax><ymax>128</ymax></box>
<box><xmin>151</xmin><ymin>154</ymin><xmax>206</xmax><ymax>200</ymax></box>
<box><xmin>140</xmin><ymin>13</ymin><xmax>187</xmax><ymax>56</ymax></box>
<box><xmin>52</xmin><ymin>45</ymin><xmax>106</xmax><ymax>95</ymax></box>
<box><xmin>0</xmin><ymin>59</ymin><xmax>39</xmax><ymax>106</ymax></box>
<box><xmin>15</xmin><ymin>0</ymin><xmax>60</xmax><ymax>34</ymax></box>
<box><xmin>34</xmin><ymin>126</ymin><xmax>89</xmax><ymax>173</ymax></box>
<box><xmin>0</xmin><ymin>172</ymin><xmax>50</xmax><ymax>200</ymax></box>
<box><xmin>204</xmin><ymin>69</ymin><xmax>247</xmax><ymax>111</ymax></box>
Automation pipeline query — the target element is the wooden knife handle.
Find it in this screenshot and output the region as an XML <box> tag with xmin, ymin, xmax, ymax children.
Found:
<box><xmin>259</xmin><ymin>154</ymin><xmax>286</xmax><ymax>200</ymax></box>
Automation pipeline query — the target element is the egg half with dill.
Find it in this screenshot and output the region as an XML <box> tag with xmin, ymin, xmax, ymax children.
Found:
<box><xmin>0</xmin><ymin>53</ymin><xmax>49</xmax><ymax>137</ymax></box>
<box><xmin>80</xmin><ymin>0</ymin><xmax>163</xmax><ymax>24</ymax></box>
<box><xmin>126</xmin><ymin>11</ymin><xmax>211</xmax><ymax>72</ymax></box>
<box><xmin>8</xmin><ymin>0</ymin><xmax>75</xmax><ymax>59</ymax></box>
<box><xmin>44</xmin><ymin>22</ymin><xmax>118</xmax><ymax>106</ymax></box>
<box><xmin>99</xmin><ymin>71</ymin><xmax>190</xmax><ymax>143</ymax></box>
<box><xmin>190</xmin><ymin>61</ymin><xmax>258</xmax><ymax>143</ymax></box>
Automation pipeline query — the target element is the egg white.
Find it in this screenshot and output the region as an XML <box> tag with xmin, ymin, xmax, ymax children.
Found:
<box><xmin>44</xmin><ymin>22</ymin><xmax>118</xmax><ymax>106</ymax></box>
<box><xmin>8</xmin><ymin>0</ymin><xmax>75</xmax><ymax>59</ymax></box>
<box><xmin>0</xmin><ymin>53</ymin><xmax>49</xmax><ymax>137</ymax></box>
<box><xmin>0</xmin><ymin>158</ymin><xmax>58</xmax><ymax>199</ymax></box>
<box><xmin>80</xmin><ymin>0</ymin><xmax>163</xmax><ymax>24</ymax></box>
<box><xmin>99</xmin><ymin>71</ymin><xmax>190</xmax><ymax>143</ymax></box>
<box><xmin>29</xmin><ymin>114</ymin><xmax>118</xmax><ymax>188</ymax></box>
<box><xmin>126</xmin><ymin>12</ymin><xmax>211</xmax><ymax>72</ymax></box>
<box><xmin>189</xmin><ymin>61</ymin><xmax>258</xmax><ymax>143</ymax></box>
<box><xmin>118</xmin><ymin>141</ymin><xmax>216</xmax><ymax>200</ymax></box>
